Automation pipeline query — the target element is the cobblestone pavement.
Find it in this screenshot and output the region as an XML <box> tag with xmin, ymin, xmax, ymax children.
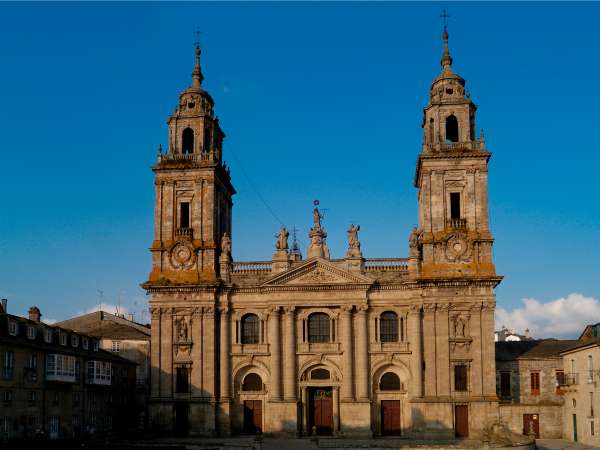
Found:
<box><xmin>536</xmin><ymin>439</ymin><xmax>600</xmax><ymax>450</ymax></box>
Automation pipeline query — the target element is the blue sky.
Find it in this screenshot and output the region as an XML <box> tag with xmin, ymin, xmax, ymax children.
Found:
<box><xmin>0</xmin><ymin>3</ymin><xmax>598</xmax><ymax>336</ymax></box>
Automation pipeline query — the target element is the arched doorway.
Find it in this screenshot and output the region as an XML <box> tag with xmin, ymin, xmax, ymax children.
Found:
<box><xmin>299</xmin><ymin>361</ymin><xmax>341</xmax><ymax>436</ymax></box>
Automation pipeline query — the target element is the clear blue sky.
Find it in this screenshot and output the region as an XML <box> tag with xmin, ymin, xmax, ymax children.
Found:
<box><xmin>0</xmin><ymin>2</ymin><xmax>598</xmax><ymax>328</ymax></box>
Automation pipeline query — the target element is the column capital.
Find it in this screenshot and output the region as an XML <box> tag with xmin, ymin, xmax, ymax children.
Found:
<box><xmin>341</xmin><ymin>304</ymin><xmax>353</xmax><ymax>313</ymax></box>
<box><xmin>192</xmin><ymin>307</ymin><xmax>203</xmax><ymax>317</ymax></box>
<box><xmin>218</xmin><ymin>305</ymin><xmax>230</xmax><ymax>314</ymax></box>
<box><xmin>357</xmin><ymin>303</ymin><xmax>368</xmax><ymax>313</ymax></box>
<box><xmin>268</xmin><ymin>305</ymin><xmax>281</xmax><ymax>315</ymax></box>
<box><xmin>482</xmin><ymin>301</ymin><xmax>495</xmax><ymax>312</ymax></box>
<box><xmin>283</xmin><ymin>305</ymin><xmax>296</xmax><ymax>314</ymax></box>
<box><xmin>203</xmin><ymin>306</ymin><xmax>215</xmax><ymax>316</ymax></box>
<box><xmin>423</xmin><ymin>303</ymin><xmax>436</xmax><ymax>313</ymax></box>
<box><xmin>409</xmin><ymin>303</ymin><xmax>423</xmax><ymax>314</ymax></box>
<box><xmin>150</xmin><ymin>307</ymin><xmax>161</xmax><ymax>320</ymax></box>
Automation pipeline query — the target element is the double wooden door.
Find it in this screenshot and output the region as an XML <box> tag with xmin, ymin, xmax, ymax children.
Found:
<box><xmin>309</xmin><ymin>388</ymin><xmax>333</xmax><ymax>435</ymax></box>
<box><xmin>523</xmin><ymin>414</ymin><xmax>540</xmax><ymax>439</ymax></box>
<box><xmin>381</xmin><ymin>400</ymin><xmax>401</xmax><ymax>435</ymax></box>
<box><xmin>243</xmin><ymin>400</ymin><xmax>262</xmax><ymax>435</ymax></box>
<box><xmin>454</xmin><ymin>405</ymin><xmax>469</xmax><ymax>438</ymax></box>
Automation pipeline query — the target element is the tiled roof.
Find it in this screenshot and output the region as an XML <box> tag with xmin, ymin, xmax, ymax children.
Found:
<box><xmin>495</xmin><ymin>339</ymin><xmax>580</xmax><ymax>361</ymax></box>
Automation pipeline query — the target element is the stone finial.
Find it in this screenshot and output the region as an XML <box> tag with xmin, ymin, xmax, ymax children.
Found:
<box><xmin>345</xmin><ymin>224</ymin><xmax>362</xmax><ymax>258</ymax></box>
<box><xmin>307</xmin><ymin>203</ymin><xmax>330</xmax><ymax>260</ymax></box>
<box><xmin>275</xmin><ymin>227</ymin><xmax>289</xmax><ymax>251</ymax></box>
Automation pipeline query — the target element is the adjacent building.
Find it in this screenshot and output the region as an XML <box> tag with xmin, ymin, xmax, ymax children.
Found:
<box><xmin>495</xmin><ymin>339</ymin><xmax>577</xmax><ymax>439</ymax></box>
<box><xmin>142</xmin><ymin>29</ymin><xmax>502</xmax><ymax>438</ymax></box>
<box><xmin>559</xmin><ymin>334</ymin><xmax>600</xmax><ymax>445</ymax></box>
<box><xmin>56</xmin><ymin>310</ymin><xmax>151</xmax><ymax>427</ymax></box>
<box><xmin>0</xmin><ymin>301</ymin><xmax>137</xmax><ymax>440</ymax></box>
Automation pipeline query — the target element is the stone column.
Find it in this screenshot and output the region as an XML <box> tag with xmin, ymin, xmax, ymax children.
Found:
<box><xmin>341</xmin><ymin>305</ymin><xmax>354</xmax><ymax>400</ymax></box>
<box><xmin>191</xmin><ymin>307</ymin><xmax>203</xmax><ymax>396</ymax></box>
<box><xmin>422</xmin><ymin>303</ymin><xmax>437</xmax><ymax>397</ymax></box>
<box><xmin>219</xmin><ymin>306</ymin><xmax>231</xmax><ymax>399</ymax></box>
<box><xmin>408</xmin><ymin>304</ymin><xmax>423</xmax><ymax>398</ymax></box>
<box><xmin>203</xmin><ymin>307</ymin><xmax>216</xmax><ymax>398</ymax></box>
<box><xmin>355</xmin><ymin>304</ymin><xmax>369</xmax><ymax>400</ymax></box>
<box><xmin>333</xmin><ymin>386</ymin><xmax>340</xmax><ymax>434</ymax></box>
<box><xmin>283</xmin><ymin>306</ymin><xmax>296</xmax><ymax>401</ymax></box>
<box><xmin>150</xmin><ymin>307</ymin><xmax>161</xmax><ymax>398</ymax></box>
<box><xmin>269</xmin><ymin>306</ymin><xmax>282</xmax><ymax>400</ymax></box>
<box><xmin>160</xmin><ymin>308</ymin><xmax>173</xmax><ymax>397</ymax></box>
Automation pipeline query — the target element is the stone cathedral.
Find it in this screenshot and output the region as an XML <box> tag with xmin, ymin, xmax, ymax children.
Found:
<box><xmin>143</xmin><ymin>30</ymin><xmax>502</xmax><ymax>439</ymax></box>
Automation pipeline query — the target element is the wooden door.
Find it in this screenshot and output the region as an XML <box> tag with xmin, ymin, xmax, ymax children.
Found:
<box><xmin>572</xmin><ymin>414</ymin><xmax>578</xmax><ymax>442</ymax></box>
<box><xmin>523</xmin><ymin>414</ymin><xmax>540</xmax><ymax>438</ymax></box>
<box><xmin>174</xmin><ymin>403</ymin><xmax>189</xmax><ymax>436</ymax></box>
<box><xmin>454</xmin><ymin>405</ymin><xmax>469</xmax><ymax>438</ymax></box>
<box><xmin>309</xmin><ymin>388</ymin><xmax>333</xmax><ymax>435</ymax></box>
<box><xmin>381</xmin><ymin>400</ymin><xmax>401</xmax><ymax>436</ymax></box>
<box><xmin>243</xmin><ymin>400</ymin><xmax>262</xmax><ymax>435</ymax></box>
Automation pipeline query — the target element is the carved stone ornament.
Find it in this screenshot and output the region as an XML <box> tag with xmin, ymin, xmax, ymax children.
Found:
<box><xmin>170</xmin><ymin>241</ymin><xmax>196</xmax><ymax>270</ymax></box>
<box><xmin>451</xmin><ymin>315</ymin><xmax>469</xmax><ymax>338</ymax></box>
<box><xmin>175</xmin><ymin>316</ymin><xmax>190</xmax><ymax>342</ymax></box>
<box><xmin>296</xmin><ymin>267</ymin><xmax>339</xmax><ymax>284</ymax></box>
<box><xmin>445</xmin><ymin>233</ymin><xmax>472</xmax><ymax>262</ymax></box>
<box><xmin>174</xmin><ymin>343</ymin><xmax>192</xmax><ymax>360</ymax></box>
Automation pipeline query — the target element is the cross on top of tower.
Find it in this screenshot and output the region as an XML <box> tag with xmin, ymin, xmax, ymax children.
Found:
<box><xmin>440</xmin><ymin>9</ymin><xmax>450</xmax><ymax>33</ymax></box>
<box><xmin>193</xmin><ymin>29</ymin><xmax>203</xmax><ymax>49</ymax></box>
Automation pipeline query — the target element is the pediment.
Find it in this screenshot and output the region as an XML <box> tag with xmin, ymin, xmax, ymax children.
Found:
<box><xmin>261</xmin><ymin>258</ymin><xmax>372</xmax><ymax>287</ymax></box>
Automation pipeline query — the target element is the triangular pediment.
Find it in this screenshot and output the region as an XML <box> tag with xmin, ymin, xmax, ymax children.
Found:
<box><xmin>261</xmin><ymin>258</ymin><xmax>372</xmax><ymax>286</ymax></box>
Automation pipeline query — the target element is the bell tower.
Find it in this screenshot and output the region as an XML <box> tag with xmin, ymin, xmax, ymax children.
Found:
<box><xmin>148</xmin><ymin>45</ymin><xmax>235</xmax><ymax>284</ymax></box>
<box><xmin>413</xmin><ymin>29</ymin><xmax>495</xmax><ymax>278</ymax></box>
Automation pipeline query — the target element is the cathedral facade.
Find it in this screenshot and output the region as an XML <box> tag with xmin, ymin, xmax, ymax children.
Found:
<box><xmin>143</xmin><ymin>31</ymin><xmax>501</xmax><ymax>438</ymax></box>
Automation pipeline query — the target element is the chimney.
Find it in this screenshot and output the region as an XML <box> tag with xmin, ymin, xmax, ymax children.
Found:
<box><xmin>0</xmin><ymin>299</ymin><xmax>7</xmax><ymax>313</ymax></box>
<box><xmin>28</xmin><ymin>306</ymin><xmax>41</xmax><ymax>323</ymax></box>
<box><xmin>127</xmin><ymin>313</ymin><xmax>134</xmax><ymax>322</ymax></box>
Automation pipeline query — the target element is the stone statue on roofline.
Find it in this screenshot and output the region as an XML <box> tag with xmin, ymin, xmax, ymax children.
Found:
<box><xmin>345</xmin><ymin>224</ymin><xmax>362</xmax><ymax>259</ymax></box>
<box><xmin>275</xmin><ymin>227</ymin><xmax>289</xmax><ymax>251</ymax></box>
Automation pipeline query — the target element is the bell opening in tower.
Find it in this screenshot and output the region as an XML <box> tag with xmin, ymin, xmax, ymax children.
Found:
<box><xmin>182</xmin><ymin>127</ymin><xmax>194</xmax><ymax>154</ymax></box>
<box><xmin>445</xmin><ymin>115</ymin><xmax>459</xmax><ymax>143</ymax></box>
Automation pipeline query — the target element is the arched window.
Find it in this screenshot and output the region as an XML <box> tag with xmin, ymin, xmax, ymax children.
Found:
<box><xmin>311</xmin><ymin>368</ymin><xmax>330</xmax><ymax>380</ymax></box>
<box><xmin>241</xmin><ymin>314</ymin><xmax>259</xmax><ymax>344</ymax></box>
<box><xmin>380</xmin><ymin>312</ymin><xmax>398</xmax><ymax>343</ymax></box>
<box><xmin>445</xmin><ymin>115</ymin><xmax>459</xmax><ymax>143</ymax></box>
<box><xmin>242</xmin><ymin>373</ymin><xmax>263</xmax><ymax>391</ymax></box>
<box><xmin>182</xmin><ymin>128</ymin><xmax>194</xmax><ymax>154</ymax></box>
<box><xmin>308</xmin><ymin>313</ymin><xmax>330</xmax><ymax>343</ymax></box>
<box><xmin>380</xmin><ymin>372</ymin><xmax>401</xmax><ymax>391</ymax></box>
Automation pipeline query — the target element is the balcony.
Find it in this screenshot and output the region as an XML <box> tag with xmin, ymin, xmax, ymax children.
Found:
<box><xmin>446</xmin><ymin>218</ymin><xmax>467</xmax><ymax>229</ymax></box>
<box><xmin>560</xmin><ymin>373</ymin><xmax>579</xmax><ymax>386</ymax></box>
<box><xmin>158</xmin><ymin>151</ymin><xmax>211</xmax><ymax>163</ymax></box>
<box><xmin>427</xmin><ymin>140</ymin><xmax>485</xmax><ymax>152</ymax></box>
<box><xmin>175</xmin><ymin>227</ymin><xmax>193</xmax><ymax>239</ymax></box>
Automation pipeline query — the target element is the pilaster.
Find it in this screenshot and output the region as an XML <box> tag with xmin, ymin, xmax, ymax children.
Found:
<box><xmin>269</xmin><ymin>306</ymin><xmax>282</xmax><ymax>400</ymax></box>
<box><xmin>219</xmin><ymin>306</ymin><xmax>231</xmax><ymax>399</ymax></box>
<box><xmin>202</xmin><ymin>306</ymin><xmax>216</xmax><ymax>398</ymax></box>
<box><xmin>423</xmin><ymin>303</ymin><xmax>437</xmax><ymax>397</ymax></box>
<box><xmin>355</xmin><ymin>304</ymin><xmax>369</xmax><ymax>400</ymax></box>
<box><xmin>435</xmin><ymin>302</ymin><xmax>450</xmax><ymax>396</ymax></box>
<box><xmin>409</xmin><ymin>303</ymin><xmax>423</xmax><ymax>398</ymax></box>
<box><xmin>481</xmin><ymin>301</ymin><xmax>496</xmax><ymax>396</ymax></box>
<box><xmin>191</xmin><ymin>307</ymin><xmax>203</xmax><ymax>396</ymax></box>
<box><xmin>341</xmin><ymin>305</ymin><xmax>354</xmax><ymax>400</ymax></box>
<box><xmin>150</xmin><ymin>307</ymin><xmax>161</xmax><ymax>398</ymax></box>
<box><xmin>160</xmin><ymin>308</ymin><xmax>173</xmax><ymax>397</ymax></box>
<box><xmin>283</xmin><ymin>306</ymin><xmax>297</xmax><ymax>401</ymax></box>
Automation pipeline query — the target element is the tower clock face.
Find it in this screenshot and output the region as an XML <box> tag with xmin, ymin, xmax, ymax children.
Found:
<box><xmin>170</xmin><ymin>241</ymin><xmax>196</xmax><ymax>270</ymax></box>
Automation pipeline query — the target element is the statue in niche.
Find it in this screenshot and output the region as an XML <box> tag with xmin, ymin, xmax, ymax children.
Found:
<box><xmin>275</xmin><ymin>227</ymin><xmax>289</xmax><ymax>251</ymax></box>
<box><xmin>454</xmin><ymin>316</ymin><xmax>467</xmax><ymax>338</ymax></box>
<box><xmin>221</xmin><ymin>232</ymin><xmax>232</xmax><ymax>257</ymax></box>
<box><xmin>176</xmin><ymin>317</ymin><xmax>189</xmax><ymax>342</ymax></box>
<box><xmin>347</xmin><ymin>224</ymin><xmax>361</xmax><ymax>250</ymax></box>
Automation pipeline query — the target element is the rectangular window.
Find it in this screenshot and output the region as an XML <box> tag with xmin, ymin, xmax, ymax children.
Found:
<box><xmin>28</xmin><ymin>391</ymin><xmax>36</xmax><ymax>403</ymax></box>
<box><xmin>592</xmin><ymin>421</ymin><xmax>595</xmax><ymax>436</ymax></box>
<box><xmin>175</xmin><ymin>366</ymin><xmax>190</xmax><ymax>393</ymax></box>
<box><xmin>450</xmin><ymin>192</ymin><xmax>461</xmax><ymax>219</ymax></box>
<box><xmin>82</xmin><ymin>337</ymin><xmax>88</xmax><ymax>350</ymax></box>
<box><xmin>111</xmin><ymin>340</ymin><xmax>121</xmax><ymax>352</ymax></box>
<box><xmin>73</xmin><ymin>392</ymin><xmax>80</xmax><ymax>406</ymax></box>
<box><xmin>60</xmin><ymin>333</ymin><xmax>67</xmax><ymax>346</ymax></box>
<box><xmin>93</xmin><ymin>340</ymin><xmax>99</xmax><ymax>351</ymax></box>
<box><xmin>454</xmin><ymin>365</ymin><xmax>468</xmax><ymax>391</ymax></box>
<box><xmin>3</xmin><ymin>391</ymin><xmax>12</xmax><ymax>403</ymax></box>
<box><xmin>71</xmin><ymin>335</ymin><xmax>78</xmax><ymax>347</ymax></box>
<box><xmin>3</xmin><ymin>351</ymin><xmax>15</xmax><ymax>380</ymax></box>
<box><xmin>48</xmin><ymin>416</ymin><xmax>59</xmax><ymax>437</ymax></box>
<box><xmin>556</xmin><ymin>370</ymin><xmax>565</xmax><ymax>387</ymax></box>
<box><xmin>86</xmin><ymin>361</ymin><xmax>112</xmax><ymax>385</ymax></box>
<box><xmin>591</xmin><ymin>392</ymin><xmax>594</xmax><ymax>417</ymax></box>
<box><xmin>27</xmin><ymin>326</ymin><xmax>36</xmax><ymax>340</ymax></box>
<box><xmin>500</xmin><ymin>371</ymin><xmax>511</xmax><ymax>398</ymax></box>
<box><xmin>531</xmin><ymin>372</ymin><xmax>541</xmax><ymax>396</ymax></box>
<box><xmin>45</xmin><ymin>330</ymin><xmax>53</xmax><ymax>343</ymax></box>
<box><xmin>180</xmin><ymin>202</ymin><xmax>190</xmax><ymax>228</ymax></box>
<box><xmin>8</xmin><ymin>321</ymin><xmax>17</xmax><ymax>336</ymax></box>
